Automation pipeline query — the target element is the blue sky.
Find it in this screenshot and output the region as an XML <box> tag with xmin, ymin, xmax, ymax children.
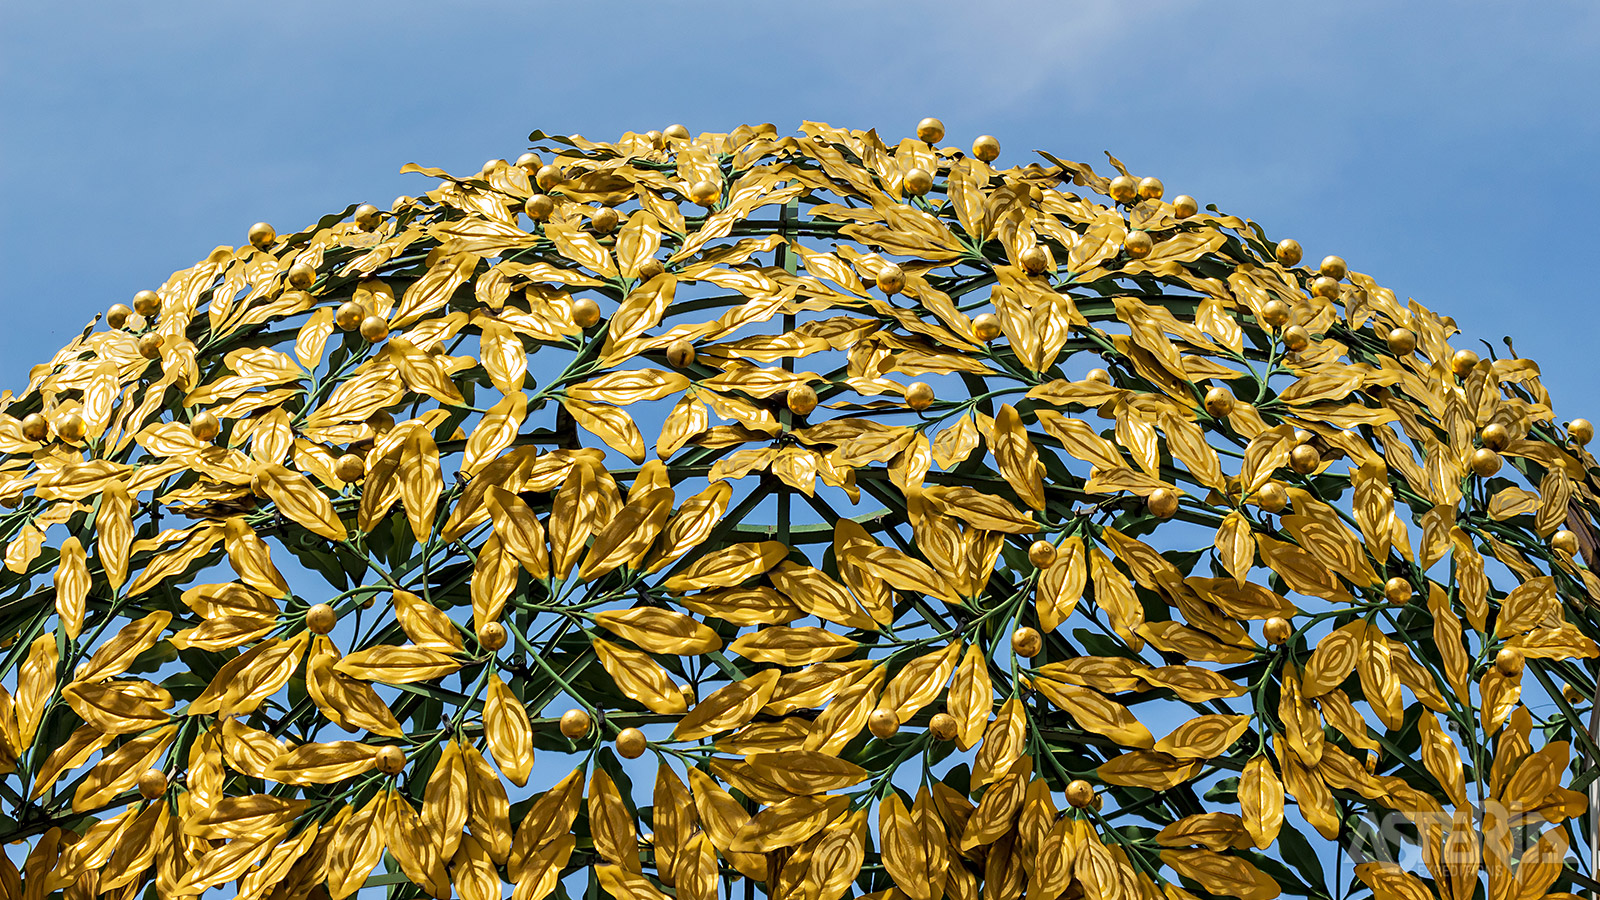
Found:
<box><xmin>2</xmin><ymin>0</ymin><xmax>1597</xmax><ymax>413</ymax></box>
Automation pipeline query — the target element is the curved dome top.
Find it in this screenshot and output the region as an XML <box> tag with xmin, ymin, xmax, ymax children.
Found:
<box><xmin>1</xmin><ymin>121</ymin><xmax>1596</xmax><ymax>900</ymax></box>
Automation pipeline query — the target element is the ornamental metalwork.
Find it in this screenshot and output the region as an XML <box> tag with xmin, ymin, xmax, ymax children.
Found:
<box><xmin>0</xmin><ymin>120</ymin><xmax>1596</xmax><ymax>900</ymax></box>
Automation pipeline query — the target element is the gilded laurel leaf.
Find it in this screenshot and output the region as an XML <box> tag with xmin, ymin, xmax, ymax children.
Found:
<box><xmin>989</xmin><ymin>404</ymin><xmax>1046</xmax><ymax>510</ymax></box>
<box><xmin>877</xmin><ymin>642</ymin><xmax>961</xmax><ymax>723</ymax></box>
<box><xmin>1153</xmin><ymin>714</ymin><xmax>1251</xmax><ymax>760</ymax></box>
<box><xmin>1032</xmin><ymin>678</ymin><xmax>1153</xmax><ymax>749</ymax></box>
<box><xmin>334</xmin><ymin>645</ymin><xmax>462</xmax><ymax>684</ymax></box>
<box><xmin>592</xmin><ymin>638</ymin><xmax>690</xmax><ymax>714</ymax></box>
<box><xmin>52</xmin><ymin>536</ymin><xmax>89</xmax><ymax>640</ymax></box>
<box><xmin>592</xmin><ymin>606</ymin><xmax>720</xmax><ymax>655</ymax></box>
<box><xmin>673</xmin><ymin>669</ymin><xmax>780</xmax><ymax>741</ymax></box>
<box><xmin>1238</xmin><ymin>756</ymin><xmax>1284</xmax><ymax>849</ymax></box>
<box><xmin>1214</xmin><ymin>511</ymin><xmax>1254</xmax><ymax>584</ymax></box>
<box><xmin>1160</xmin><ymin>848</ymin><xmax>1281</xmax><ymax>900</ymax></box>
<box><xmin>1155</xmin><ymin>812</ymin><xmax>1252</xmax><ymax>852</ymax></box>
<box><xmin>1301</xmin><ymin>622</ymin><xmax>1361</xmax><ymax>697</ymax></box>
<box><xmin>484</xmin><ymin>673</ymin><xmax>535</xmax><ymax>787</ymax></box>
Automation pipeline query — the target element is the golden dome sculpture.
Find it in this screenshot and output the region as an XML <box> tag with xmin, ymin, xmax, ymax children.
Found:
<box><xmin>0</xmin><ymin>120</ymin><xmax>1596</xmax><ymax>900</ymax></box>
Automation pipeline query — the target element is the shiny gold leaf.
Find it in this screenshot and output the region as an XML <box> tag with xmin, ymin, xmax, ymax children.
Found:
<box><xmin>593</xmin><ymin>606</ymin><xmax>720</xmax><ymax>655</ymax></box>
<box><xmin>53</xmin><ymin>536</ymin><xmax>89</xmax><ymax>640</ymax></box>
<box><xmin>1239</xmin><ymin>756</ymin><xmax>1284</xmax><ymax>849</ymax></box>
<box><xmin>673</xmin><ymin>668</ymin><xmax>780</xmax><ymax>741</ymax></box>
<box><xmin>335</xmin><ymin>645</ymin><xmax>462</xmax><ymax>684</ymax></box>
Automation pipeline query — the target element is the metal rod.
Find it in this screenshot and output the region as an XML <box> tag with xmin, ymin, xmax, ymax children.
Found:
<box><xmin>1589</xmin><ymin>684</ymin><xmax>1600</xmax><ymax>899</ymax></box>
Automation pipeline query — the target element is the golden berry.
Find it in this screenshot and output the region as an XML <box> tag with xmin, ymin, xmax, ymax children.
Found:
<box><xmin>1311</xmin><ymin>276</ymin><xmax>1341</xmax><ymax>299</ymax></box>
<box><xmin>590</xmin><ymin>207</ymin><xmax>619</xmax><ymax>234</ymax></box>
<box><xmin>876</xmin><ymin>264</ymin><xmax>906</xmax><ymax>295</ymax></box>
<box><xmin>868</xmin><ymin>709</ymin><xmax>900</xmax><ymax>739</ymax></box>
<box><xmin>376</xmin><ymin>746</ymin><xmax>406</xmax><ymax>776</ymax></box>
<box><xmin>616</xmin><ymin>727</ymin><xmax>647</xmax><ymax>759</ymax></box>
<box><xmin>335</xmin><ymin>301</ymin><xmax>366</xmax><ymax>332</ymax></box>
<box><xmin>1552</xmin><ymin>529</ymin><xmax>1580</xmax><ymax>556</ymax></box>
<box><xmin>787</xmin><ymin>385</ymin><xmax>819</xmax><ymax>417</ymax></box>
<box><xmin>572</xmin><ymin>298</ymin><xmax>602</xmax><ymax>329</ymax></box>
<box><xmin>247</xmin><ymin>222</ymin><xmax>277</xmax><ymax>249</ymax></box>
<box><xmin>906</xmin><ymin>381</ymin><xmax>935</xmax><ymax>412</ymax></box>
<box><xmin>1263</xmin><ymin>617</ymin><xmax>1292</xmax><ymax>646</ymax></box>
<box><xmin>1019</xmin><ymin>245</ymin><xmax>1049</xmax><ymax>275</ymax></box>
<box><xmin>1123</xmin><ymin>230</ymin><xmax>1153</xmax><ymax>259</ymax></box>
<box><xmin>1274</xmin><ymin>239</ymin><xmax>1302</xmax><ymax>267</ymax></box>
<box><xmin>1147</xmin><ymin>488</ymin><xmax>1179</xmax><ymax>519</ymax></box>
<box><xmin>1282</xmin><ymin>325</ymin><xmax>1310</xmax><ymax>353</ymax></box>
<box><xmin>1495</xmin><ymin>647</ymin><xmax>1524</xmax><ymax>677</ymax></box>
<box><xmin>524</xmin><ymin>194</ymin><xmax>555</xmax><ymax>222</ymax></box>
<box><xmin>190</xmin><ymin>411</ymin><xmax>221</xmax><ymax>442</ymax></box>
<box><xmin>1470</xmin><ymin>448</ymin><xmax>1503</xmax><ymax>477</ymax></box>
<box><xmin>1011</xmin><ymin>626</ymin><xmax>1043</xmax><ymax>658</ymax></box>
<box><xmin>359</xmin><ymin>316</ymin><xmax>389</xmax><ymax>343</ymax></box>
<box><xmin>335</xmin><ymin>453</ymin><xmax>365</xmax><ymax>482</ymax></box>
<box><xmin>56</xmin><ymin>413</ymin><xmax>86</xmax><ymax>443</ymax></box>
<box><xmin>19</xmin><ymin>413</ymin><xmax>47</xmax><ymax>442</ymax></box>
<box><xmin>1028</xmin><ymin>540</ymin><xmax>1057</xmax><ymax>568</ymax></box>
<box><xmin>1203</xmin><ymin>387</ymin><xmax>1235</xmax><ymax>418</ymax></box>
<box><xmin>1289</xmin><ymin>444</ymin><xmax>1321</xmax><ymax>475</ymax></box>
<box><xmin>560</xmin><ymin>709</ymin><xmax>592</xmax><ymax>739</ymax></box>
<box><xmin>479</xmin><ymin>621</ymin><xmax>507</xmax><ymax>652</ymax></box>
<box><xmin>1256</xmin><ymin>482</ymin><xmax>1288</xmax><ymax>513</ymax></box>
<box><xmin>1064</xmin><ymin>780</ymin><xmax>1095</xmax><ymax>809</ymax></box>
<box><xmin>137</xmin><ymin>769</ymin><xmax>168</xmax><ymax>800</ymax></box>
<box><xmin>1261</xmin><ymin>299</ymin><xmax>1290</xmax><ymax>329</ymax></box>
<box><xmin>306</xmin><ymin>603</ymin><xmax>337</xmax><ymax>634</ymax></box>
<box><xmin>689</xmin><ymin>181</ymin><xmax>720</xmax><ymax>207</ymax></box>
<box><xmin>666</xmin><ymin>339</ymin><xmax>696</xmax><ymax>369</ymax></box>
<box><xmin>1383</xmin><ymin>577</ymin><xmax>1413</xmax><ymax>606</ymax></box>
<box><xmin>1480</xmin><ymin>422</ymin><xmax>1511</xmax><ymax>451</ymax></box>
<box><xmin>287</xmin><ymin>262</ymin><xmax>317</xmax><ymax>290</ymax></box>
<box><xmin>1570</xmin><ymin>418</ymin><xmax>1594</xmax><ymax>446</ymax></box>
<box><xmin>133</xmin><ymin>290</ymin><xmax>162</xmax><ymax>317</ymax></box>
